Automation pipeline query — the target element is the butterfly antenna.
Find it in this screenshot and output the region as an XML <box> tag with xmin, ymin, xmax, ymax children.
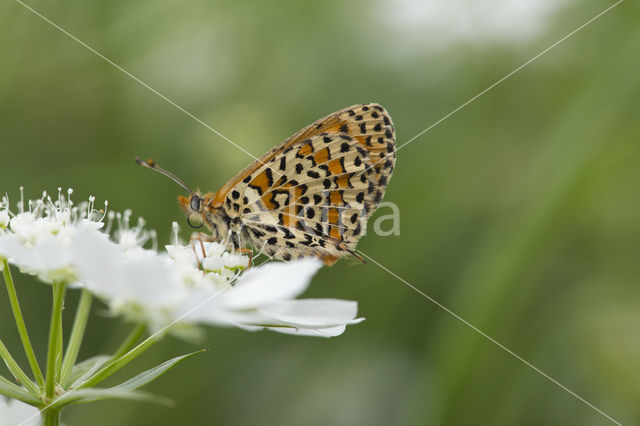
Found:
<box><xmin>134</xmin><ymin>157</ymin><xmax>194</xmax><ymax>194</ymax></box>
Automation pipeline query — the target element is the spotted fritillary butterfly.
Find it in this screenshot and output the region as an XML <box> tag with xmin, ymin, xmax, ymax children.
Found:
<box><xmin>137</xmin><ymin>103</ymin><xmax>396</xmax><ymax>265</ymax></box>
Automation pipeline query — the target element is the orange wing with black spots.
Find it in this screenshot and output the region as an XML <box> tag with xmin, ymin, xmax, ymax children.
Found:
<box><xmin>214</xmin><ymin>103</ymin><xmax>396</xmax><ymax>265</ymax></box>
<box><xmin>211</xmin><ymin>104</ymin><xmax>395</xmax><ymax>206</ymax></box>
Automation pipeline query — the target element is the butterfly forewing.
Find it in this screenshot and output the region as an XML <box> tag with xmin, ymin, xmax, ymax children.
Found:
<box><xmin>214</xmin><ymin>103</ymin><xmax>396</xmax><ymax>265</ymax></box>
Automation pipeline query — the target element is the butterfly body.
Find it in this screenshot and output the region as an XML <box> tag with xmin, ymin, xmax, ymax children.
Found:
<box><xmin>151</xmin><ymin>103</ymin><xmax>396</xmax><ymax>266</ymax></box>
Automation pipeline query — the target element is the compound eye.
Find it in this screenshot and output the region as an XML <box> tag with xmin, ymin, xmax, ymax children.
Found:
<box><xmin>190</xmin><ymin>196</ymin><xmax>201</xmax><ymax>212</ymax></box>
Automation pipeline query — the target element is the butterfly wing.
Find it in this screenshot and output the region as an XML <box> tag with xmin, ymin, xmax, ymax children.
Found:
<box><xmin>283</xmin><ymin>103</ymin><xmax>396</xmax><ymax>193</ymax></box>
<box><xmin>212</xmin><ymin>103</ymin><xmax>395</xmax><ymax>265</ymax></box>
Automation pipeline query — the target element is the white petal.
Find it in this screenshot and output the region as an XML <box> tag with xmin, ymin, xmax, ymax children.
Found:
<box><xmin>0</xmin><ymin>396</ymin><xmax>41</xmax><ymax>426</ymax></box>
<box><xmin>0</xmin><ymin>234</ymin><xmax>31</xmax><ymax>262</ymax></box>
<box><xmin>171</xmin><ymin>287</ymin><xmax>230</xmax><ymax>325</ymax></box>
<box><xmin>223</xmin><ymin>258</ymin><xmax>322</xmax><ymax>308</ymax></box>
<box><xmin>258</xmin><ymin>299</ymin><xmax>363</xmax><ymax>327</ymax></box>
<box><xmin>72</xmin><ymin>229</ymin><xmax>121</xmax><ymax>292</ymax></box>
<box><xmin>0</xmin><ymin>211</ymin><xmax>9</xmax><ymax>229</ymax></box>
<box><xmin>267</xmin><ymin>325</ymin><xmax>348</xmax><ymax>337</ymax></box>
<box><xmin>74</xmin><ymin>231</ymin><xmax>187</xmax><ymax>325</ymax></box>
<box><xmin>0</xmin><ymin>234</ymin><xmax>76</xmax><ymax>283</ymax></box>
<box><xmin>118</xmin><ymin>253</ymin><xmax>186</xmax><ymax>307</ymax></box>
<box><xmin>202</xmin><ymin>255</ymin><xmax>229</xmax><ymax>272</ymax></box>
<box><xmin>165</xmin><ymin>244</ymin><xmax>197</xmax><ymax>266</ymax></box>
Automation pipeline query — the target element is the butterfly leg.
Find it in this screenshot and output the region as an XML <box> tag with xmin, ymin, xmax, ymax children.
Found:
<box><xmin>339</xmin><ymin>242</ymin><xmax>366</xmax><ymax>265</ymax></box>
<box><xmin>190</xmin><ymin>232</ymin><xmax>216</xmax><ymax>269</ymax></box>
<box><xmin>236</xmin><ymin>247</ymin><xmax>254</xmax><ymax>269</ymax></box>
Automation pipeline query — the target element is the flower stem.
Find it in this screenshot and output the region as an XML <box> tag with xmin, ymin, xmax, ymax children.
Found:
<box><xmin>78</xmin><ymin>331</ymin><xmax>160</xmax><ymax>389</ymax></box>
<box><xmin>0</xmin><ymin>339</ymin><xmax>40</xmax><ymax>395</ymax></box>
<box><xmin>45</xmin><ymin>282</ymin><xmax>67</xmax><ymax>399</ymax></box>
<box><xmin>2</xmin><ymin>259</ymin><xmax>44</xmax><ymax>388</ymax></box>
<box><xmin>59</xmin><ymin>289</ymin><xmax>93</xmax><ymax>388</ymax></box>
<box><xmin>0</xmin><ymin>374</ymin><xmax>41</xmax><ymax>405</ymax></box>
<box><xmin>56</xmin><ymin>322</ymin><xmax>63</xmax><ymax>381</ymax></box>
<box><xmin>111</xmin><ymin>323</ymin><xmax>146</xmax><ymax>361</ymax></box>
<box><xmin>42</xmin><ymin>407</ymin><xmax>60</xmax><ymax>426</ymax></box>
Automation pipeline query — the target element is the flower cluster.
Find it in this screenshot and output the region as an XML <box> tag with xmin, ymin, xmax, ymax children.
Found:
<box><xmin>0</xmin><ymin>188</ymin><xmax>105</xmax><ymax>283</ymax></box>
<box><xmin>0</xmin><ymin>188</ymin><xmax>363</xmax><ymax>337</ymax></box>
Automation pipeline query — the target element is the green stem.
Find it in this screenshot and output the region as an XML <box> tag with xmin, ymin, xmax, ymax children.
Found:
<box><xmin>0</xmin><ymin>374</ymin><xmax>42</xmax><ymax>405</ymax></box>
<box><xmin>59</xmin><ymin>289</ymin><xmax>93</xmax><ymax>388</ymax></box>
<box><xmin>78</xmin><ymin>331</ymin><xmax>160</xmax><ymax>389</ymax></box>
<box><xmin>0</xmin><ymin>339</ymin><xmax>40</xmax><ymax>395</ymax></box>
<box><xmin>42</xmin><ymin>407</ymin><xmax>60</xmax><ymax>426</ymax></box>
<box><xmin>111</xmin><ymin>323</ymin><xmax>146</xmax><ymax>361</ymax></box>
<box><xmin>45</xmin><ymin>282</ymin><xmax>67</xmax><ymax>399</ymax></box>
<box><xmin>2</xmin><ymin>259</ymin><xmax>44</xmax><ymax>387</ymax></box>
<box><xmin>55</xmin><ymin>321</ymin><xmax>63</xmax><ymax>381</ymax></box>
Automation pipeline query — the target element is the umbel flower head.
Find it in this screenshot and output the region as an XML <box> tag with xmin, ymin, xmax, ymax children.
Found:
<box><xmin>0</xmin><ymin>187</ymin><xmax>107</xmax><ymax>283</ymax></box>
<box><xmin>0</xmin><ymin>188</ymin><xmax>363</xmax><ymax>337</ymax></box>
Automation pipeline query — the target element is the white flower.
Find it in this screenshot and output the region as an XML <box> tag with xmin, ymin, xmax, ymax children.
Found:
<box><xmin>0</xmin><ymin>188</ymin><xmax>107</xmax><ymax>284</ymax></box>
<box><xmin>72</xmin><ymin>230</ymin><xmax>187</xmax><ymax>332</ymax></box>
<box><xmin>0</xmin><ymin>189</ymin><xmax>364</xmax><ymax>337</ymax></box>
<box><xmin>175</xmin><ymin>257</ymin><xmax>364</xmax><ymax>337</ymax></box>
<box><xmin>0</xmin><ymin>396</ymin><xmax>40</xmax><ymax>426</ymax></box>
<box><xmin>0</xmin><ymin>211</ymin><xmax>9</xmax><ymax>231</ymax></box>
<box><xmin>110</xmin><ymin>209</ymin><xmax>157</xmax><ymax>253</ymax></box>
<box><xmin>79</xmin><ymin>234</ymin><xmax>363</xmax><ymax>337</ymax></box>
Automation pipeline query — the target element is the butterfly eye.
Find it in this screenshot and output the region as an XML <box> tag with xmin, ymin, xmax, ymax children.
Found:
<box><xmin>190</xmin><ymin>195</ymin><xmax>201</xmax><ymax>212</ymax></box>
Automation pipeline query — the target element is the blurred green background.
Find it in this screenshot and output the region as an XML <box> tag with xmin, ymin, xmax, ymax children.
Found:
<box><xmin>1</xmin><ymin>0</ymin><xmax>639</xmax><ymax>424</ymax></box>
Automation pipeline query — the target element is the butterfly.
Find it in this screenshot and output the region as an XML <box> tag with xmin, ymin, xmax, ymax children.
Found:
<box><xmin>136</xmin><ymin>103</ymin><xmax>396</xmax><ymax>266</ymax></box>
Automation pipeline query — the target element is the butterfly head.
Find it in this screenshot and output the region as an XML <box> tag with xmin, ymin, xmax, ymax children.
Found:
<box><xmin>177</xmin><ymin>192</ymin><xmax>206</xmax><ymax>229</ymax></box>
